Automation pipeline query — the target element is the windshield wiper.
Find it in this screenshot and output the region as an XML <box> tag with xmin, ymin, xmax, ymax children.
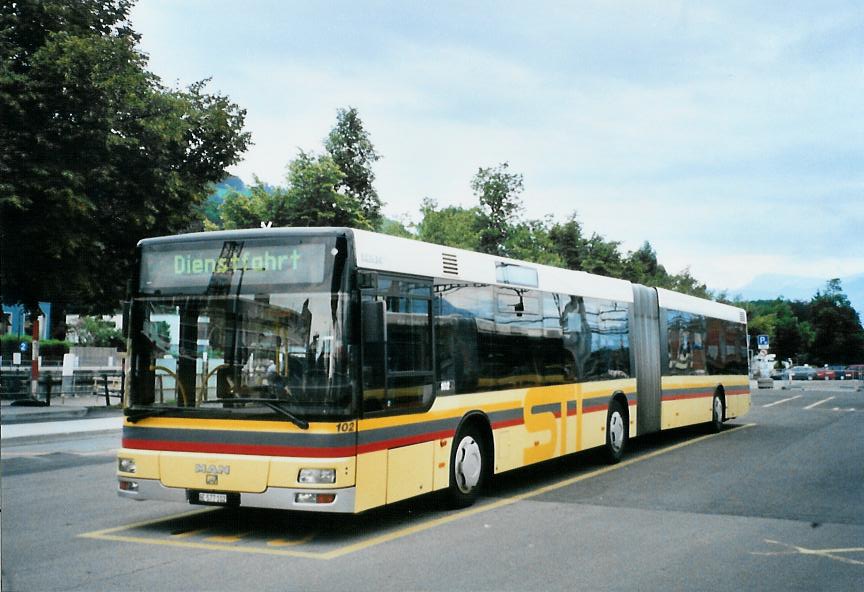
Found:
<box><xmin>214</xmin><ymin>398</ymin><xmax>309</xmax><ymax>430</ymax></box>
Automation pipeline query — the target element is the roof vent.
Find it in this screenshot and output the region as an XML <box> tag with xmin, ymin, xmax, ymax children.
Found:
<box><xmin>740</xmin><ymin>311</ymin><xmax>747</xmax><ymax>323</ymax></box>
<box><xmin>442</xmin><ymin>253</ymin><xmax>459</xmax><ymax>276</ymax></box>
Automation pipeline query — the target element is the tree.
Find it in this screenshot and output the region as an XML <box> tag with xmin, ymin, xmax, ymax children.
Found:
<box><xmin>505</xmin><ymin>217</ymin><xmax>563</xmax><ymax>267</ymax></box>
<box><xmin>284</xmin><ymin>151</ymin><xmax>369</xmax><ymax>228</ymax></box>
<box><xmin>471</xmin><ymin>162</ymin><xmax>523</xmax><ymax>256</ymax></box>
<box><xmin>217</xmin><ymin>151</ymin><xmax>372</xmax><ymax>230</ymax></box>
<box><xmin>378</xmin><ymin>217</ymin><xmax>413</xmax><ymax>239</ymax></box>
<box><xmin>71</xmin><ymin>315</ymin><xmax>123</xmax><ymax>347</ymax></box>
<box><xmin>415</xmin><ymin>198</ymin><xmax>482</xmax><ymax>251</ymax></box>
<box><xmin>218</xmin><ymin>177</ymin><xmax>290</xmax><ymax>230</ymax></box>
<box><xmin>808</xmin><ymin>279</ymin><xmax>864</xmax><ymax>364</ymax></box>
<box><xmin>324</xmin><ymin>107</ymin><xmax>382</xmax><ymax>227</ymax></box>
<box><xmin>0</xmin><ymin>0</ymin><xmax>251</xmax><ymax>315</ymax></box>
<box><xmin>745</xmin><ymin>299</ymin><xmax>814</xmax><ymax>363</ymax></box>
<box><xmin>622</xmin><ymin>242</ymin><xmax>665</xmax><ymax>284</ymax></box>
<box><xmin>548</xmin><ymin>214</ymin><xmax>587</xmax><ymax>270</ymax></box>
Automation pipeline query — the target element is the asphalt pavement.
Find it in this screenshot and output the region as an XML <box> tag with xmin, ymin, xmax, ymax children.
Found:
<box><xmin>1</xmin><ymin>394</ymin><xmax>123</xmax><ymax>440</ymax></box>
<box><xmin>1</xmin><ymin>380</ymin><xmax>862</xmax><ymax>591</ymax></box>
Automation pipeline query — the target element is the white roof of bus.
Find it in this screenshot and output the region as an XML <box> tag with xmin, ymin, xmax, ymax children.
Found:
<box><xmin>137</xmin><ymin>227</ymin><xmax>747</xmax><ymax>322</ymax></box>
<box><xmin>351</xmin><ymin>228</ymin><xmax>634</xmax><ymax>303</ymax></box>
<box><xmin>656</xmin><ymin>288</ymin><xmax>746</xmax><ymax>324</ymax></box>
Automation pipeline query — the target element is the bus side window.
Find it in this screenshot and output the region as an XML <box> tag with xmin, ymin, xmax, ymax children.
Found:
<box><xmin>361</xmin><ymin>277</ymin><xmax>434</xmax><ymax>415</ymax></box>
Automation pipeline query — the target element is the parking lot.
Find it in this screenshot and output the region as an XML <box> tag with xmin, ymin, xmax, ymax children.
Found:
<box><xmin>2</xmin><ymin>382</ymin><xmax>862</xmax><ymax>591</ymax></box>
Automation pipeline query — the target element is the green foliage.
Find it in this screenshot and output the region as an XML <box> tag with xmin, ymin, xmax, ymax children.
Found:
<box><xmin>217</xmin><ymin>152</ymin><xmax>372</xmax><ymax>230</ymax></box>
<box><xmin>285</xmin><ymin>151</ymin><xmax>368</xmax><ymax>228</ymax></box>
<box><xmin>215</xmin><ymin>108</ymin><xmax>379</xmax><ymax>231</ymax></box>
<box><xmin>471</xmin><ymin>162</ymin><xmax>523</xmax><ymax>256</ymax></box>
<box><xmin>200</xmin><ymin>176</ymin><xmax>247</xmax><ymax>227</ymax></box>
<box><xmin>745</xmin><ymin>300</ymin><xmax>814</xmax><ymax>362</ymax></box>
<box><xmin>378</xmin><ymin>217</ymin><xmax>413</xmax><ymax>239</ymax></box>
<box><xmin>220</xmin><ymin>177</ymin><xmax>290</xmax><ymax>229</ymax></box>
<box><xmin>324</xmin><ymin>107</ymin><xmax>382</xmax><ymax>227</ymax></box>
<box><xmin>808</xmin><ymin>279</ymin><xmax>864</xmax><ymax>364</ymax></box>
<box><xmin>415</xmin><ymin>198</ymin><xmax>482</xmax><ymax>251</ymax></box>
<box><xmin>0</xmin><ymin>334</ymin><xmax>71</xmax><ymax>360</ymax></box>
<box><xmin>743</xmin><ymin>281</ymin><xmax>864</xmax><ymax>365</ymax></box>
<box><xmin>72</xmin><ymin>316</ymin><xmax>123</xmax><ymax>347</ymax></box>
<box><xmin>547</xmin><ymin>215</ymin><xmax>623</xmax><ymax>277</ymax></box>
<box><xmin>505</xmin><ymin>217</ymin><xmax>563</xmax><ymax>267</ymax></box>
<box><xmin>0</xmin><ymin>0</ymin><xmax>251</xmax><ymax>314</ymax></box>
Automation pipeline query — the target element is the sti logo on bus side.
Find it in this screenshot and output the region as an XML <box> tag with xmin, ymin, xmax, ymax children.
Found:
<box><xmin>195</xmin><ymin>464</ymin><xmax>231</xmax><ymax>475</ymax></box>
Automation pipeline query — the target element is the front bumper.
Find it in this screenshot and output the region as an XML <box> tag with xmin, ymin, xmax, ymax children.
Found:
<box><xmin>118</xmin><ymin>477</ymin><xmax>357</xmax><ymax>513</ymax></box>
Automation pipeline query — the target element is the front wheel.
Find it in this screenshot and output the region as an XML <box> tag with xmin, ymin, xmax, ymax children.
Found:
<box><xmin>604</xmin><ymin>399</ymin><xmax>628</xmax><ymax>464</ymax></box>
<box><xmin>447</xmin><ymin>425</ymin><xmax>486</xmax><ymax>508</ymax></box>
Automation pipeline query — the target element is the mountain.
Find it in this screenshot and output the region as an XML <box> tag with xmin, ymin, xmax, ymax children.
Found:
<box><xmin>202</xmin><ymin>176</ymin><xmax>249</xmax><ymax>225</ymax></box>
<box><xmin>732</xmin><ymin>273</ymin><xmax>864</xmax><ymax>316</ymax></box>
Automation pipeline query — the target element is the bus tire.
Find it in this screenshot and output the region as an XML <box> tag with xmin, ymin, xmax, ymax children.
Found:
<box><xmin>447</xmin><ymin>424</ymin><xmax>486</xmax><ymax>508</ymax></box>
<box><xmin>710</xmin><ymin>392</ymin><xmax>724</xmax><ymax>433</ymax></box>
<box><xmin>604</xmin><ymin>399</ymin><xmax>627</xmax><ymax>464</ymax></box>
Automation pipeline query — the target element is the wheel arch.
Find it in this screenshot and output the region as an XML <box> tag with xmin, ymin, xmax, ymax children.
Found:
<box><xmin>610</xmin><ymin>390</ymin><xmax>630</xmax><ymax>424</ymax></box>
<box><xmin>454</xmin><ymin>411</ymin><xmax>495</xmax><ymax>476</ymax></box>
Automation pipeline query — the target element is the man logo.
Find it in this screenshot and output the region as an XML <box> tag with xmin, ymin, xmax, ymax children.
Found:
<box><xmin>195</xmin><ymin>464</ymin><xmax>230</xmax><ymax>475</ymax></box>
<box><xmin>206</xmin><ymin>474</ymin><xmax>218</xmax><ymax>485</ymax></box>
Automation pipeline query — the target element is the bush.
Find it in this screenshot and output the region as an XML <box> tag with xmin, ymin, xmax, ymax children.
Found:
<box><xmin>0</xmin><ymin>335</ymin><xmax>70</xmax><ymax>363</ymax></box>
<box><xmin>71</xmin><ymin>316</ymin><xmax>124</xmax><ymax>348</ymax></box>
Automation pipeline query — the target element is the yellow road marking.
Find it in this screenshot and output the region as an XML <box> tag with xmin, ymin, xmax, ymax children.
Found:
<box><xmin>205</xmin><ymin>532</ymin><xmax>251</xmax><ymax>543</ymax></box>
<box><xmin>80</xmin><ymin>508</ymin><xmax>215</xmax><ymax>537</ymax></box>
<box><xmin>79</xmin><ymin>423</ymin><xmax>755</xmax><ymax>560</ymax></box>
<box><xmin>267</xmin><ymin>533</ymin><xmax>316</xmax><ymax>547</ymax></box>
<box><xmin>170</xmin><ymin>528</ymin><xmax>208</xmax><ymax>539</ymax></box>
<box><xmin>319</xmin><ymin>423</ymin><xmax>756</xmax><ymax>560</ymax></box>
<box><xmin>752</xmin><ymin>539</ymin><xmax>864</xmax><ymax>566</ymax></box>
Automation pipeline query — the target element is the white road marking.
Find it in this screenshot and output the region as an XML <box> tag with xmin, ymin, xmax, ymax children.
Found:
<box><xmin>803</xmin><ymin>397</ymin><xmax>834</xmax><ymax>410</ymax></box>
<box><xmin>762</xmin><ymin>395</ymin><xmax>802</xmax><ymax>408</ymax></box>
<box><xmin>752</xmin><ymin>539</ymin><xmax>864</xmax><ymax>566</ymax></box>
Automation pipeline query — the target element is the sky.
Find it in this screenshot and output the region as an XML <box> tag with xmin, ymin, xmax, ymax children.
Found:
<box><xmin>130</xmin><ymin>0</ymin><xmax>864</xmax><ymax>294</ymax></box>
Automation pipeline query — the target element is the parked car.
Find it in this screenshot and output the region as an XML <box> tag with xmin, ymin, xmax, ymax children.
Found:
<box><xmin>829</xmin><ymin>365</ymin><xmax>846</xmax><ymax>380</ymax></box>
<box><xmin>789</xmin><ymin>366</ymin><xmax>817</xmax><ymax>380</ymax></box>
<box><xmin>844</xmin><ymin>364</ymin><xmax>864</xmax><ymax>380</ymax></box>
<box><xmin>816</xmin><ymin>367</ymin><xmax>837</xmax><ymax>380</ymax></box>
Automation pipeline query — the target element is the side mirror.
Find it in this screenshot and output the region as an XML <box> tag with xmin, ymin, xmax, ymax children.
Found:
<box><xmin>362</xmin><ymin>300</ymin><xmax>387</xmax><ymax>344</ymax></box>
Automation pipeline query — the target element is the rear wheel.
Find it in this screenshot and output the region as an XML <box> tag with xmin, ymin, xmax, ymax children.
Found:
<box><xmin>604</xmin><ymin>399</ymin><xmax>628</xmax><ymax>464</ymax></box>
<box><xmin>447</xmin><ymin>425</ymin><xmax>486</xmax><ymax>508</ymax></box>
<box><xmin>710</xmin><ymin>392</ymin><xmax>724</xmax><ymax>433</ymax></box>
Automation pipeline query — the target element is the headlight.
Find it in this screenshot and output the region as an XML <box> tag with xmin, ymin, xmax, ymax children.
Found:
<box><xmin>298</xmin><ymin>468</ymin><xmax>336</xmax><ymax>484</ymax></box>
<box><xmin>118</xmin><ymin>457</ymin><xmax>136</xmax><ymax>473</ymax></box>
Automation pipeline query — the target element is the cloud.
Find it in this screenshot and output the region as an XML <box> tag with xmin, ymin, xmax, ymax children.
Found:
<box><xmin>131</xmin><ymin>0</ymin><xmax>863</xmax><ymax>293</ymax></box>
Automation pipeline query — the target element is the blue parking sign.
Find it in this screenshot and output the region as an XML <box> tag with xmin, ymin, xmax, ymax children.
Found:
<box><xmin>757</xmin><ymin>335</ymin><xmax>769</xmax><ymax>348</ymax></box>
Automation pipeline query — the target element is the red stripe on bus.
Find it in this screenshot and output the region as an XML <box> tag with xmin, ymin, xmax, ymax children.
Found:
<box><xmin>491</xmin><ymin>417</ymin><xmax>524</xmax><ymax>430</ymax></box>
<box><xmin>356</xmin><ymin>429</ymin><xmax>455</xmax><ymax>454</ymax></box>
<box><xmin>725</xmin><ymin>389</ymin><xmax>750</xmax><ymax>396</ymax></box>
<box><xmin>582</xmin><ymin>404</ymin><xmax>606</xmax><ymax>413</ymax></box>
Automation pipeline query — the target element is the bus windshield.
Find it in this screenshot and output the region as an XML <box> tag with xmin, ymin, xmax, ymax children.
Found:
<box><xmin>127</xmin><ymin>236</ymin><xmax>353</xmax><ymax>421</ymax></box>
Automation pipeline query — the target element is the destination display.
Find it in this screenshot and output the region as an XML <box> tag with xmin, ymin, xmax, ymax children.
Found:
<box><xmin>139</xmin><ymin>239</ymin><xmax>328</xmax><ymax>292</ymax></box>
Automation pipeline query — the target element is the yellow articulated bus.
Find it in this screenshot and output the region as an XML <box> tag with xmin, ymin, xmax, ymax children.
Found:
<box><xmin>117</xmin><ymin>227</ymin><xmax>749</xmax><ymax>512</ymax></box>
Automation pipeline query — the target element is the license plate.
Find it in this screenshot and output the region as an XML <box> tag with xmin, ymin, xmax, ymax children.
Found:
<box><xmin>199</xmin><ymin>492</ymin><xmax>228</xmax><ymax>504</ymax></box>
